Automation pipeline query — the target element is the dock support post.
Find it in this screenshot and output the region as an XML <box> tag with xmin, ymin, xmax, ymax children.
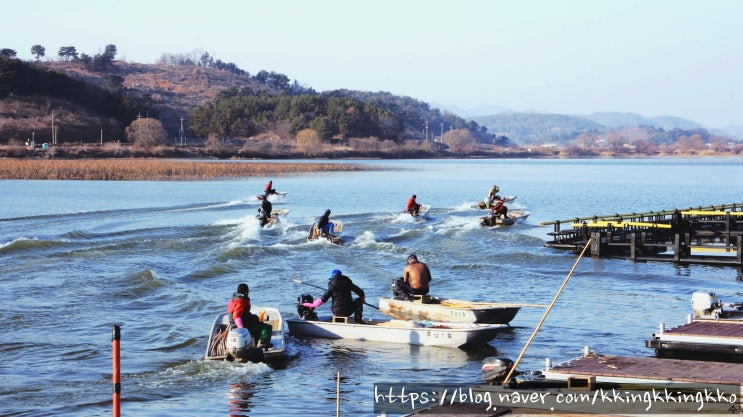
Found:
<box><xmin>630</xmin><ymin>233</ymin><xmax>637</xmax><ymax>261</ymax></box>
<box><xmin>590</xmin><ymin>232</ymin><xmax>601</xmax><ymax>257</ymax></box>
<box><xmin>738</xmin><ymin>236</ymin><xmax>742</xmax><ymax>266</ymax></box>
<box><xmin>112</xmin><ymin>325</ymin><xmax>121</xmax><ymax>417</ymax></box>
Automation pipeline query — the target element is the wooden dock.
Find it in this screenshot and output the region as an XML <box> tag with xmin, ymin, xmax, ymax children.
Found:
<box><xmin>541</xmin><ymin>203</ymin><xmax>743</xmax><ymax>267</ymax></box>
<box><xmin>647</xmin><ymin>318</ymin><xmax>743</xmax><ymax>361</ymax></box>
<box><xmin>404</xmin><ymin>353</ymin><xmax>743</xmax><ymax>416</ymax></box>
<box><xmin>539</xmin><ymin>354</ymin><xmax>743</xmax><ymax>387</ymax></box>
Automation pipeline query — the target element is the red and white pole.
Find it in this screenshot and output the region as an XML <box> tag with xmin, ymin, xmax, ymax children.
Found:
<box><xmin>112</xmin><ymin>325</ymin><xmax>121</xmax><ymax>417</ymax></box>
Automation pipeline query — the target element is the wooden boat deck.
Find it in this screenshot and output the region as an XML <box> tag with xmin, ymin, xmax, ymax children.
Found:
<box><xmin>544</xmin><ymin>354</ymin><xmax>743</xmax><ymax>386</ymax></box>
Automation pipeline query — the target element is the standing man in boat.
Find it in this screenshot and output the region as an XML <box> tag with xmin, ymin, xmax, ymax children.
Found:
<box><xmin>303</xmin><ymin>269</ymin><xmax>366</xmax><ymax>323</ymax></box>
<box><xmin>488</xmin><ymin>185</ymin><xmax>501</xmax><ymax>206</ymax></box>
<box><xmin>396</xmin><ymin>254</ymin><xmax>432</xmax><ymax>301</ymax></box>
<box><xmin>227</xmin><ymin>283</ymin><xmax>273</xmax><ymax>349</ymax></box>
<box><xmin>405</xmin><ymin>194</ymin><xmax>421</xmax><ymax>216</ymax></box>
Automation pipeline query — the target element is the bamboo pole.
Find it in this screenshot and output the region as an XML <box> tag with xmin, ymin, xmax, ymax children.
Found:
<box><xmin>501</xmin><ymin>238</ymin><xmax>592</xmax><ymax>385</ymax></box>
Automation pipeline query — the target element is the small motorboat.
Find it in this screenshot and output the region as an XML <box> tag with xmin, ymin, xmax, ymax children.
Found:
<box><xmin>204</xmin><ymin>307</ymin><xmax>287</xmax><ymax>368</ymax></box>
<box><xmin>287</xmin><ymin>295</ymin><xmax>506</xmax><ymax>348</ymax></box>
<box><xmin>480</xmin><ymin>209</ymin><xmax>529</xmax><ymax>227</ymax></box>
<box><xmin>378</xmin><ymin>296</ymin><xmax>521</xmax><ymax>324</ymax></box>
<box><xmin>406</xmin><ymin>204</ymin><xmax>430</xmax><ymax>218</ymax></box>
<box><xmin>257</xmin><ymin>208</ymin><xmax>290</xmax><ymax>227</ymax></box>
<box><xmin>307</xmin><ymin>220</ymin><xmax>343</xmax><ymax>245</ymax></box>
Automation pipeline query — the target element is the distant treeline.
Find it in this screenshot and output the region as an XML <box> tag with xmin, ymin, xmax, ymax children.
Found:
<box><xmin>191</xmin><ymin>87</ymin><xmax>499</xmax><ymax>143</ymax></box>
<box><xmin>1</xmin><ymin>52</ymin><xmax>496</xmax><ymax>145</ymax></box>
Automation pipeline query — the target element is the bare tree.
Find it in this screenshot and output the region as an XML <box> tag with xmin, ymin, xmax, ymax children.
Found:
<box><xmin>296</xmin><ymin>128</ymin><xmax>322</xmax><ymax>156</ymax></box>
<box><xmin>125</xmin><ymin>117</ymin><xmax>168</xmax><ymax>152</ymax></box>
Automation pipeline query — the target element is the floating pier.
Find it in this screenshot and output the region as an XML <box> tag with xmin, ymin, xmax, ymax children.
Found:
<box><xmin>647</xmin><ymin>317</ymin><xmax>743</xmax><ymax>361</ymax></box>
<box><xmin>541</xmin><ymin>203</ymin><xmax>743</xmax><ymax>267</ymax></box>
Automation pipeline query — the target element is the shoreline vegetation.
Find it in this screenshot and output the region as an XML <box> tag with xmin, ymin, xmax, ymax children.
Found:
<box><xmin>0</xmin><ymin>159</ymin><xmax>374</xmax><ymax>180</ymax></box>
<box><xmin>1</xmin><ymin>143</ymin><xmax>741</xmax><ymax>181</ymax></box>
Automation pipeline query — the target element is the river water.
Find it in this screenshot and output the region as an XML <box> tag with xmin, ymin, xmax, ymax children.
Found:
<box><xmin>2</xmin><ymin>158</ymin><xmax>743</xmax><ymax>416</ymax></box>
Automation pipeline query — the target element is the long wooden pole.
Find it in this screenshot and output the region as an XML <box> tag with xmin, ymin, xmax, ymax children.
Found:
<box><xmin>501</xmin><ymin>238</ymin><xmax>592</xmax><ymax>385</ymax></box>
<box><xmin>112</xmin><ymin>325</ymin><xmax>121</xmax><ymax>417</ymax></box>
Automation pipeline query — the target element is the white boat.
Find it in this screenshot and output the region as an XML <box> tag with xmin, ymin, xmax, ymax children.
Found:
<box><xmin>480</xmin><ymin>209</ymin><xmax>529</xmax><ymax>227</ymax></box>
<box><xmin>407</xmin><ymin>204</ymin><xmax>430</xmax><ymax>218</ymax></box>
<box><xmin>204</xmin><ymin>307</ymin><xmax>287</xmax><ymax>368</ymax></box>
<box><xmin>257</xmin><ymin>208</ymin><xmax>290</xmax><ymax>227</ymax></box>
<box><xmin>378</xmin><ymin>296</ymin><xmax>521</xmax><ymax>324</ymax></box>
<box><xmin>307</xmin><ymin>220</ymin><xmax>343</xmax><ymax>245</ymax></box>
<box><xmin>286</xmin><ymin>315</ymin><xmax>505</xmax><ymax>348</ymax></box>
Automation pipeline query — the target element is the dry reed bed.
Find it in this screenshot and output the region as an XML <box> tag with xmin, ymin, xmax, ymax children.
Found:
<box><xmin>0</xmin><ymin>159</ymin><xmax>373</xmax><ymax>180</ymax></box>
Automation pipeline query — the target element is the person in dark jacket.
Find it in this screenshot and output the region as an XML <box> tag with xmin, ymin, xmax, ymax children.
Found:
<box><xmin>303</xmin><ymin>269</ymin><xmax>365</xmax><ymax>323</ymax></box>
<box><xmin>227</xmin><ymin>283</ymin><xmax>273</xmax><ymax>348</ymax></box>
<box><xmin>257</xmin><ymin>195</ymin><xmax>273</xmax><ymax>226</ymax></box>
<box><xmin>316</xmin><ymin>209</ymin><xmax>335</xmax><ymax>236</ymax></box>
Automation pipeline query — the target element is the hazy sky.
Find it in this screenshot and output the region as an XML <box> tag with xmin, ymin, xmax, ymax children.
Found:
<box><xmin>4</xmin><ymin>0</ymin><xmax>742</xmax><ymax>128</ymax></box>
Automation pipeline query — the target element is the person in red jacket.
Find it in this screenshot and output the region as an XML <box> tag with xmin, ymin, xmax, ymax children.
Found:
<box><xmin>227</xmin><ymin>283</ymin><xmax>273</xmax><ymax>348</ymax></box>
<box><xmin>405</xmin><ymin>194</ymin><xmax>421</xmax><ymax>216</ymax></box>
<box><xmin>490</xmin><ymin>199</ymin><xmax>509</xmax><ymax>219</ymax></box>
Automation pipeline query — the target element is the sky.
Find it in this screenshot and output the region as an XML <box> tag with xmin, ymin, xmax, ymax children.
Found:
<box><xmin>3</xmin><ymin>0</ymin><xmax>742</xmax><ymax>128</ymax></box>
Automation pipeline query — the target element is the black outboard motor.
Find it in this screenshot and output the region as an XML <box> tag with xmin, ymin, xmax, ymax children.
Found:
<box><xmin>481</xmin><ymin>357</ymin><xmax>514</xmax><ymax>385</ymax></box>
<box><xmin>297</xmin><ymin>294</ymin><xmax>319</xmax><ymax>320</ymax></box>
<box><xmin>391</xmin><ymin>277</ymin><xmax>407</xmax><ymax>300</ymax></box>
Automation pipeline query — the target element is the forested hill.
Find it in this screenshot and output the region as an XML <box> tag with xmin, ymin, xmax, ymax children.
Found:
<box><xmin>0</xmin><ymin>57</ymin><xmax>493</xmax><ymax>145</ymax></box>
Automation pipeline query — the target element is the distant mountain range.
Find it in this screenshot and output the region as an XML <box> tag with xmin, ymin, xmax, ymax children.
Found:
<box><xmin>432</xmin><ymin>103</ymin><xmax>742</xmax><ymax>142</ymax></box>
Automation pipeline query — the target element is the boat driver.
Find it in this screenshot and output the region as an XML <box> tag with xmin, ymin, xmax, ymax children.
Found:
<box><xmin>396</xmin><ymin>254</ymin><xmax>432</xmax><ymax>300</ymax></box>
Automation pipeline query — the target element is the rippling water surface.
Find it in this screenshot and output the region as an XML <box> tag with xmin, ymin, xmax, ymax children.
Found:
<box><xmin>2</xmin><ymin>158</ymin><xmax>743</xmax><ymax>416</ymax></box>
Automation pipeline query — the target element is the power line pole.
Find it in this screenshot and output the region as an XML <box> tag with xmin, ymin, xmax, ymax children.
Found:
<box><xmin>179</xmin><ymin>117</ymin><xmax>185</xmax><ymax>146</ymax></box>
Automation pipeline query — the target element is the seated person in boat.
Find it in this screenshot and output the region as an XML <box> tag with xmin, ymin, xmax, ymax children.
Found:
<box><xmin>394</xmin><ymin>254</ymin><xmax>432</xmax><ymax>301</ymax></box>
<box><xmin>489</xmin><ymin>199</ymin><xmax>509</xmax><ymax>219</ymax></box>
<box><xmin>227</xmin><ymin>283</ymin><xmax>273</xmax><ymax>349</ymax></box>
<box><xmin>257</xmin><ymin>195</ymin><xmax>273</xmax><ymax>226</ymax></box>
<box><xmin>488</xmin><ymin>185</ymin><xmax>501</xmax><ymax>205</ymax></box>
<box><xmin>303</xmin><ymin>269</ymin><xmax>365</xmax><ymax>323</ymax></box>
<box><xmin>264</xmin><ymin>180</ymin><xmax>276</xmax><ymax>197</ymax></box>
<box><xmin>316</xmin><ymin>209</ymin><xmax>335</xmax><ymax>237</ymax></box>
<box><xmin>405</xmin><ymin>194</ymin><xmax>421</xmax><ymax>216</ymax></box>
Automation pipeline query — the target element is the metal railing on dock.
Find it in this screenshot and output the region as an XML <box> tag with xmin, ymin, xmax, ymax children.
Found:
<box><xmin>541</xmin><ymin>203</ymin><xmax>743</xmax><ymax>267</ymax></box>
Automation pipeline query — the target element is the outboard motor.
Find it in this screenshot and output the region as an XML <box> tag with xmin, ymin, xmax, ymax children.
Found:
<box><xmin>691</xmin><ymin>291</ymin><xmax>721</xmax><ymax>318</ymax></box>
<box><xmin>225</xmin><ymin>327</ymin><xmax>264</xmax><ymax>363</ymax></box>
<box><xmin>391</xmin><ymin>277</ymin><xmax>406</xmax><ymax>300</ymax></box>
<box><xmin>481</xmin><ymin>357</ymin><xmax>514</xmax><ymax>385</ymax></box>
<box><xmin>297</xmin><ymin>294</ymin><xmax>319</xmax><ymax>320</ymax></box>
